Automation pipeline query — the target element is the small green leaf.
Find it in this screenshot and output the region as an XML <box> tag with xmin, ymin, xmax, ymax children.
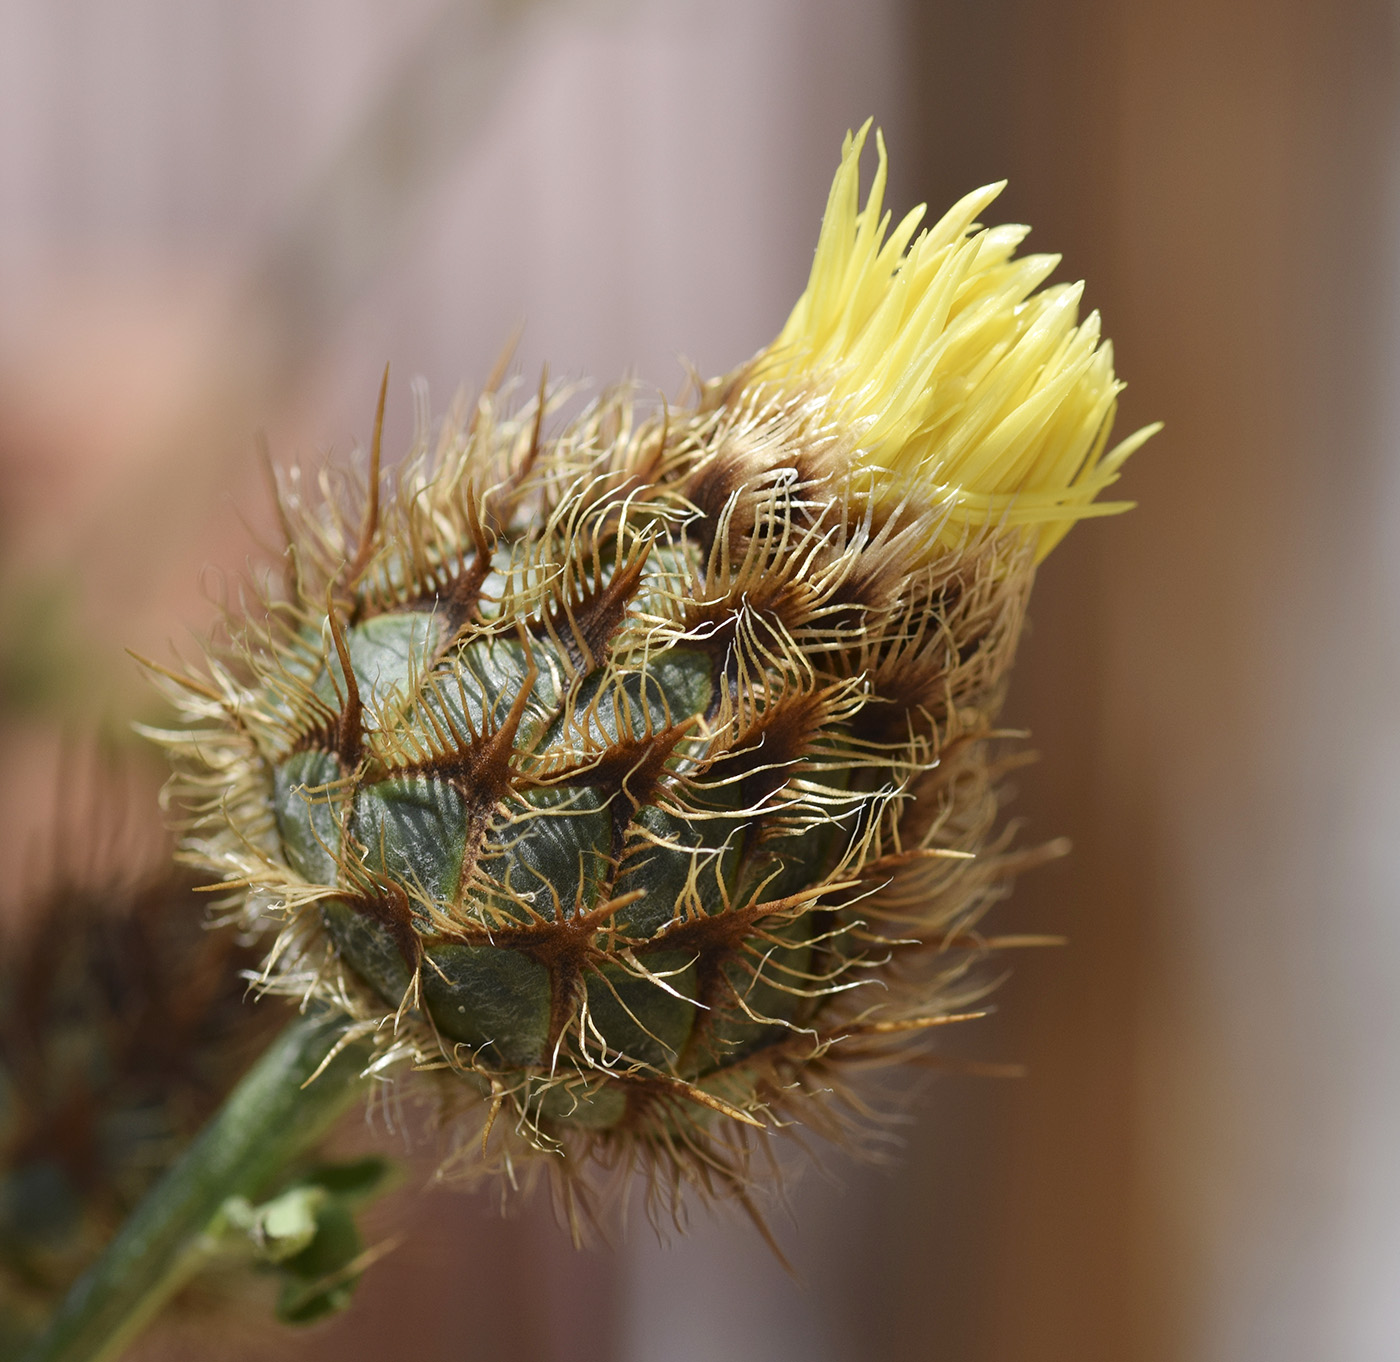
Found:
<box><xmin>299</xmin><ymin>1155</ymin><xmax>393</xmax><ymax>1201</ymax></box>
<box><xmin>273</xmin><ymin>1202</ymin><xmax>365</xmax><ymax>1325</ymax></box>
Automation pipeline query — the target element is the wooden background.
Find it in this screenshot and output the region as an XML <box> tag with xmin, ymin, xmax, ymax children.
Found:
<box><xmin>2</xmin><ymin>3</ymin><xmax>1397</xmax><ymax>1359</ymax></box>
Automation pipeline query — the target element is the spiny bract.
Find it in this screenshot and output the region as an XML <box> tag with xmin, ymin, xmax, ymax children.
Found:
<box><xmin>152</xmin><ymin>123</ymin><xmax>1154</xmax><ymax>1221</ymax></box>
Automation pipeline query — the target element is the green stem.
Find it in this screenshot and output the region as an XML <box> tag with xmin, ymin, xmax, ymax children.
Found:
<box><xmin>22</xmin><ymin>1011</ymin><xmax>371</xmax><ymax>1362</ymax></box>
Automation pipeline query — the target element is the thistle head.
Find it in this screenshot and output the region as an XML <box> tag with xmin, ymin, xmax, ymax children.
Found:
<box><xmin>149</xmin><ymin>125</ymin><xmax>1153</xmax><ymax>1231</ymax></box>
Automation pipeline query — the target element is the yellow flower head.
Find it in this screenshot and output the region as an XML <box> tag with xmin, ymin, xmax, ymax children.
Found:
<box><xmin>750</xmin><ymin>120</ymin><xmax>1158</xmax><ymax>561</ymax></box>
<box><xmin>147</xmin><ymin>125</ymin><xmax>1155</xmax><ymax>1233</ymax></box>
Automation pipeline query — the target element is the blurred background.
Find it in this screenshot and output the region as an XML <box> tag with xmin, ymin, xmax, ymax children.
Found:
<box><xmin>2</xmin><ymin>1</ymin><xmax>1397</xmax><ymax>1359</ymax></box>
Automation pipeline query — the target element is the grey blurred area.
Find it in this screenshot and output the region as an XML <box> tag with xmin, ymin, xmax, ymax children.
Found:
<box><xmin>2</xmin><ymin>1</ymin><xmax>1399</xmax><ymax>1360</ymax></box>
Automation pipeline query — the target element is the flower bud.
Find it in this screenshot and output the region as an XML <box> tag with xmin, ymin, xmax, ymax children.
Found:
<box><xmin>152</xmin><ymin>123</ymin><xmax>1154</xmax><ymax>1219</ymax></box>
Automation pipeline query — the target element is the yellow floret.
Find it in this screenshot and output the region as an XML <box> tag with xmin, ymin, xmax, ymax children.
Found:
<box><xmin>755</xmin><ymin>119</ymin><xmax>1158</xmax><ymax>561</ymax></box>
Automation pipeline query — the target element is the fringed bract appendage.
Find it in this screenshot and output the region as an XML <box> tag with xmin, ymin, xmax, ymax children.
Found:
<box><xmin>150</xmin><ymin>123</ymin><xmax>1155</xmax><ymax>1223</ymax></box>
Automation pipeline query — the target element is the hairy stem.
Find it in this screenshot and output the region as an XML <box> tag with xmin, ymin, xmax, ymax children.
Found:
<box><xmin>22</xmin><ymin>1011</ymin><xmax>371</xmax><ymax>1362</ymax></box>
